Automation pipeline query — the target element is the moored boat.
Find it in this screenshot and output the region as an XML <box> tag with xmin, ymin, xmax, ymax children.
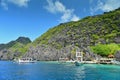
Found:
<box><xmin>17</xmin><ymin>57</ymin><xmax>36</xmax><ymax>63</ymax></box>
<box><xmin>74</xmin><ymin>61</ymin><xmax>83</xmax><ymax>66</ymax></box>
<box><xmin>99</xmin><ymin>58</ymin><xmax>114</xmax><ymax>64</ymax></box>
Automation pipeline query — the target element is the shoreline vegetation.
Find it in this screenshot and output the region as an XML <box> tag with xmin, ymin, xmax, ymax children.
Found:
<box><xmin>0</xmin><ymin>8</ymin><xmax>120</xmax><ymax>62</ymax></box>
<box><xmin>91</xmin><ymin>43</ymin><xmax>120</xmax><ymax>56</ymax></box>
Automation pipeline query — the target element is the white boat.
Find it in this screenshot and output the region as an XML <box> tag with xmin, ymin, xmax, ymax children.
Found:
<box><xmin>111</xmin><ymin>60</ymin><xmax>120</xmax><ymax>65</ymax></box>
<box><xmin>17</xmin><ymin>57</ymin><xmax>36</xmax><ymax>63</ymax></box>
<box><xmin>66</xmin><ymin>60</ymin><xmax>75</xmax><ymax>63</ymax></box>
<box><xmin>99</xmin><ymin>58</ymin><xmax>114</xmax><ymax>64</ymax></box>
<box><xmin>82</xmin><ymin>61</ymin><xmax>97</xmax><ymax>64</ymax></box>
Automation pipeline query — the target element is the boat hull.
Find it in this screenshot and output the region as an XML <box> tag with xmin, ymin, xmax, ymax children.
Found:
<box><xmin>74</xmin><ymin>61</ymin><xmax>83</xmax><ymax>66</ymax></box>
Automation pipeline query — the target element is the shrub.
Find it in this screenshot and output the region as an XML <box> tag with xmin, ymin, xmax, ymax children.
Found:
<box><xmin>91</xmin><ymin>43</ymin><xmax>120</xmax><ymax>56</ymax></box>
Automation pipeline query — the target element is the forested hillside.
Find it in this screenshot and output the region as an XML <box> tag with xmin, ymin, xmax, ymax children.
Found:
<box><xmin>0</xmin><ymin>8</ymin><xmax>120</xmax><ymax>60</ymax></box>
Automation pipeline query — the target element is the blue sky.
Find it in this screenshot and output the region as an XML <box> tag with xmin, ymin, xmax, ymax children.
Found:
<box><xmin>0</xmin><ymin>0</ymin><xmax>120</xmax><ymax>43</ymax></box>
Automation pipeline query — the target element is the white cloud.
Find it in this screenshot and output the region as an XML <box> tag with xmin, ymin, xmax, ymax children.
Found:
<box><xmin>0</xmin><ymin>0</ymin><xmax>30</xmax><ymax>10</ymax></box>
<box><xmin>61</xmin><ymin>9</ymin><xmax>73</xmax><ymax>22</ymax></box>
<box><xmin>8</xmin><ymin>0</ymin><xmax>30</xmax><ymax>7</ymax></box>
<box><xmin>45</xmin><ymin>0</ymin><xmax>79</xmax><ymax>22</ymax></box>
<box><xmin>45</xmin><ymin>0</ymin><xmax>65</xmax><ymax>14</ymax></box>
<box><xmin>1</xmin><ymin>0</ymin><xmax>8</xmax><ymax>10</ymax></box>
<box><xmin>90</xmin><ymin>0</ymin><xmax>120</xmax><ymax>15</ymax></box>
<box><xmin>102</xmin><ymin>0</ymin><xmax>120</xmax><ymax>12</ymax></box>
<box><xmin>71</xmin><ymin>15</ymin><xmax>79</xmax><ymax>21</ymax></box>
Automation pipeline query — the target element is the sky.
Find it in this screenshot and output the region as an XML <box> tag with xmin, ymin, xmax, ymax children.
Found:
<box><xmin>0</xmin><ymin>0</ymin><xmax>120</xmax><ymax>44</ymax></box>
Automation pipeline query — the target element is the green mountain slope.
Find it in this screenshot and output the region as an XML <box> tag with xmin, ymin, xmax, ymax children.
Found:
<box><xmin>0</xmin><ymin>37</ymin><xmax>31</xmax><ymax>50</ymax></box>
<box><xmin>34</xmin><ymin>8</ymin><xmax>120</xmax><ymax>48</ymax></box>
<box><xmin>29</xmin><ymin>8</ymin><xmax>120</xmax><ymax>60</ymax></box>
<box><xmin>0</xmin><ymin>37</ymin><xmax>31</xmax><ymax>60</ymax></box>
<box><xmin>1</xmin><ymin>8</ymin><xmax>120</xmax><ymax>60</ymax></box>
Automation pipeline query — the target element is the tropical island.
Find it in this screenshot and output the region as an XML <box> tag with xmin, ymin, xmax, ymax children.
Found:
<box><xmin>0</xmin><ymin>8</ymin><xmax>120</xmax><ymax>63</ymax></box>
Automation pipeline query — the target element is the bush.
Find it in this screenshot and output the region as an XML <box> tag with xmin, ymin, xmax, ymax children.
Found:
<box><xmin>91</xmin><ymin>43</ymin><xmax>120</xmax><ymax>56</ymax></box>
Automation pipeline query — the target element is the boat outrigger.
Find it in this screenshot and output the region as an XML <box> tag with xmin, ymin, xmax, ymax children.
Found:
<box><xmin>17</xmin><ymin>57</ymin><xmax>36</xmax><ymax>63</ymax></box>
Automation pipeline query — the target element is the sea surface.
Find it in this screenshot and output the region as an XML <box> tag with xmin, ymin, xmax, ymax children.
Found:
<box><xmin>0</xmin><ymin>61</ymin><xmax>120</xmax><ymax>80</ymax></box>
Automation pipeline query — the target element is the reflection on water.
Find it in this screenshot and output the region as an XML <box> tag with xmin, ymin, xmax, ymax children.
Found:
<box><xmin>0</xmin><ymin>61</ymin><xmax>120</xmax><ymax>80</ymax></box>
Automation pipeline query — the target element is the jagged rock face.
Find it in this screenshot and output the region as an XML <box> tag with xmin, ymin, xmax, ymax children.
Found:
<box><xmin>0</xmin><ymin>49</ymin><xmax>13</xmax><ymax>60</ymax></box>
<box><xmin>23</xmin><ymin>45</ymin><xmax>73</xmax><ymax>61</ymax></box>
<box><xmin>115</xmin><ymin>51</ymin><xmax>120</xmax><ymax>61</ymax></box>
<box><xmin>0</xmin><ymin>8</ymin><xmax>120</xmax><ymax>61</ymax></box>
<box><xmin>30</xmin><ymin>8</ymin><xmax>120</xmax><ymax>61</ymax></box>
<box><xmin>22</xmin><ymin>45</ymin><xmax>100</xmax><ymax>61</ymax></box>
<box><xmin>114</xmin><ymin>36</ymin><xmax>120</xmax><ymax>43</ymax></box>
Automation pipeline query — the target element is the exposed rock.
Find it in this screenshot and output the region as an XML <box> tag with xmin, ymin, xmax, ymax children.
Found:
<box><xmin>115</xmin><ymin>51</ymin><xmax>120</xmax><ymax>61</ymax></box>
<box><xmin>0</xmin><ymin>49</ymin><xmax>13</xmax><ymax>60</ymax></box>
<box><xmin>114</xmin><ymin>36</ymin><xmax>120</xmax><ymax>43</ymax></box>
<box><xmin>0</xmin><ymin>8</ymin><xmax>120</xmax><ymax>61</ymax></box>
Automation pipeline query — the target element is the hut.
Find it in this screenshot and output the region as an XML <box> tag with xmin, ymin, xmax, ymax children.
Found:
<box><xmin>108</xmin><ymin>54</ymin><xmax>114</xmax><ymax>58</ymax></box>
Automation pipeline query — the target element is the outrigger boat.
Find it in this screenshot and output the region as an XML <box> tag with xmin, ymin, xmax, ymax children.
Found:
<box><xmin>74</xmin><ymin>61</ymin><xmax>83</xmax><ymax>66</ymax></box>
<box><xmin>17</xmin><ymin>57</ymin><xmax>36</xmax><ymax>63</ymax></box>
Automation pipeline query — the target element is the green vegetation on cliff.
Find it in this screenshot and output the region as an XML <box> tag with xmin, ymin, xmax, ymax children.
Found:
<box><xmin>91</xmin><ymin>43</ymin><xmax>120</xmax><ymax>56</ymax></box>
<box><xmin>0</xmin><ymin>37</ymin><xmax>31</xmax><ymax>53</ymax></box>
<box><xmin>33</xmin><ymin>8</ymin><xmax>120</xmax><ymax>56</ymax></box>
<box><xmin>1</xmin><ymin>8</ymin><xmax>120</xmax><ymax>60</ymax></box>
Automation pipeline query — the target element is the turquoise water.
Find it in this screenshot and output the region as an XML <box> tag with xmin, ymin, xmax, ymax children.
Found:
<box><xmin>0</xmin><ymin>61</ymin><xmax>120</xmax><ymax>80</ymax></box>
